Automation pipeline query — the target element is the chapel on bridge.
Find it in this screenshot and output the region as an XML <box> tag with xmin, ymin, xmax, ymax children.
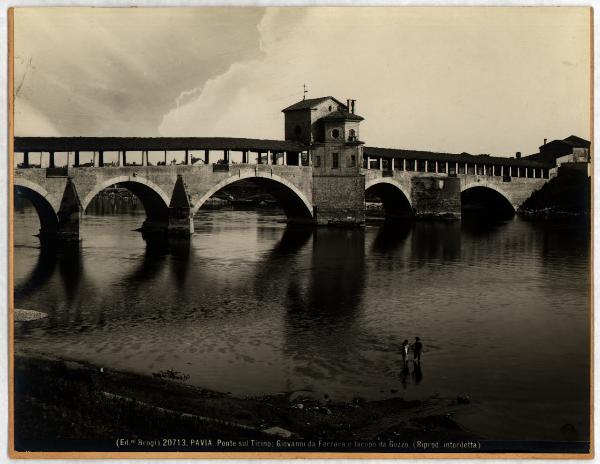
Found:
<box><xmin>282</xmin><ymin>96</ymin><xmax>364</xmax><ymax>176</ymax></box>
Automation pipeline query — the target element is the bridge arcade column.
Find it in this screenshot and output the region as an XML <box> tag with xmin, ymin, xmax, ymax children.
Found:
<box><xmin>99</xmin><ymin>150</ymin><xmax>104</xmax><ymax>167</ymax></box>
<box><xmin>23</xmin><ymin>151</ymin><xmax>29</xmax><ymax>168</ymax></box>
<box><xmin>184</xmin><ymin>150</ymin><xmax>189</xmax><ymax>165</ymax></box>
<box><xmin>74</xmin><ymin>151</ymin><xmax>80</xmax><ymax>167</ymax></box>
<box><xmin>49</xmin><ymin>151</ymin><xmax>55</xmax><ymax>168</ymax></box>
<box><xmin>205</xmin><ymin>150</ymin><xmax>210</xmax><ymax>165</ymax></box>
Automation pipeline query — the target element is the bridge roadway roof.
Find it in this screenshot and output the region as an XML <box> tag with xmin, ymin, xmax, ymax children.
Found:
<box><xmin>14</xmin><ymin>137</ymin><xmax>553</xmax><ymax>168</ymax></box>
<box><xmin>13</xmin><ymin>137</ymin><xmax>306</xmax><ymax>153</ymax></box>
<box><xmin>364</xmin><ymin>146</ymin><xmax>553</xmax><ymax>168</ymax></box>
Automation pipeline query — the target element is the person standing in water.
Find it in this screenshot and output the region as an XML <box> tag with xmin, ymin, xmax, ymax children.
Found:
<box><xmin>412</xmin><ymin>337</ymin><xmax>423</xmax><ymax>361</ymax></box>
<box><xmin>401</xmin><ymin>340</ymin><xmax>409</xmax><ymax>364</ymax></box>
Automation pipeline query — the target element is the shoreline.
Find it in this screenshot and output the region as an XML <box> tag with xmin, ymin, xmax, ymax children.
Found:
<box><xmin>13</xmin><ymin>350</ymin><xmax>478</xmax><ymax>452</ymax></box>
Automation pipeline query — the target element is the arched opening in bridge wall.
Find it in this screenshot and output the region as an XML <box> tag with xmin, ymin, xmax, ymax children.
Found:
<box><xmin>365</xmin><ymin>181</ymin><xmax>413</xmax><ymax>222</ymax></box>
<box><xmin>14</xmin><ymin>185</ymin><xmax>59</xmax><ymax>236</ymax></box>
<box><xmin>461</xmin><ymin>186</ymin><xmax>515</xmax><ymax>219</ymax></box>
<box><xmin>82</xmin><ymin>178</ymin><xmax>170</xmax><ymax>232</ymax></box>
<box><xmin>192</xmin><ymin>176</ymin><xmax>313</xmax><ymax>223</ymax></box>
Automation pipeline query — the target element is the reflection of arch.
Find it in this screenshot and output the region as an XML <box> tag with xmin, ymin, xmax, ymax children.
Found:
<box><xmin>14</xmin><ymin>242</ymin><xmax>58</xmax><ymax>299</ymax></box>
<box><xmin>270</xmin><ymin>227</ymin><xmax>313</xmax><ymax>257</ymax></box>
<box><xmin>365</xmin><ymin>178</ymin><xmax>413</xmax><ymax>220</ymax></box>
<box><xmin>371</xmin><ymin>222</ymin><xmax>412</xmax><ymax>253</ymax></box>
<box><xmin>461</xmin><ymin>183</ymin><xmax>515</xmax><ymax>217</ymax></box>
<box><xmin>192</xmin><ymin>173</ymin><xmax>313</xmax><ymax>221</ymax></box>
<box><xmin>14</xmin><ymin>179</ymin><xmax>59</xmax><ymax>235</ymax></box>
<box><xmin>81</xmin><ymin>176</ymin><xmax>171</xmax><ymax>222</ymax></box>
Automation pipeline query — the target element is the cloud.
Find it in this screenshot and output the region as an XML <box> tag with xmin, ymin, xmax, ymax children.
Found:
<box><xmin>14</xmin><ymin>8</ymin><xmax>264</xmax><ymax>136</ymax></box>
<box><xmin>15</xmin><ymin>99</ymin><xmax>60</xmax><ymax>136</ymax></box>
<box><xmin>159</xmin><ymin>7</ymin><xmax>591</xmax><ymax>156</ymax></box>
<box><xmin>15</xmin><ymin>7</ymin><xmax>590</xmax><ymax>156</ymax></box>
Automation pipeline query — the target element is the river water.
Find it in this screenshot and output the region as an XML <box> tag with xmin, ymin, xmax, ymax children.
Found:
<box><xmin>13</xmin><ymin>204</ymin><xmax>590</xmax><ymax>443</ymax></box>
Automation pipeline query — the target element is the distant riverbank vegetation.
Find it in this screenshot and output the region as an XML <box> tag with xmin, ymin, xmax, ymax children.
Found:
<box><xmin>519</xmin><ymin>168</ymin><xmax>590</xmax><ymax>218</ymax></box>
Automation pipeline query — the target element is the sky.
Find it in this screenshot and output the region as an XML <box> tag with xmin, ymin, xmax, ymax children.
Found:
<box><xmin>13</xmin><ymin>7</ymin><xmax>591</xmax><ymax>156</ymax></box>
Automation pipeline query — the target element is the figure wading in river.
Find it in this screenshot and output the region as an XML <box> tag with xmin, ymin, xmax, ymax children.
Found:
<box><xmin>412</xmin><ymin>336</ymin><xmax>423</xmax><ymax>362</ymax></box>
<box><xmin>401</xmin><ymin>339</ymin><xmax>409</xmax><ymax>365</ymax></box>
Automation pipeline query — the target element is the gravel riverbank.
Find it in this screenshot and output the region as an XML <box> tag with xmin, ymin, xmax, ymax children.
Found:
<box><xmin>13</xmin><ymin>350</ymin><xmax>477</xmax><ymax>453</ymax></box>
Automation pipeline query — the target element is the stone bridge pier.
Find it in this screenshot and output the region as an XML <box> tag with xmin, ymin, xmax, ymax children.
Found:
<box><xmin>14</xmin><ymin>164</ymin><xmax>315</xmax><ymax>241</ymax></box>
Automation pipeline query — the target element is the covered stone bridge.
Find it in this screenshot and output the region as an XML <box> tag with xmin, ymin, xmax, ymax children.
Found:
<box><xmin>13</xmin><ymin>137</ymin><xmax>315</xmax><ymax>241</ymax></box>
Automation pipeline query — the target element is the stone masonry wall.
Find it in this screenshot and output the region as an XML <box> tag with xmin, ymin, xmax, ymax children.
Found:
<box><xmin>411</xmin><ymin>176</ymin><xmax>461</xmax><ymax>218</ymax></box>
<box><xmin>312</xmin><ymin>175</ymin><xmax>365</xmax><ymax>225</ymax></box>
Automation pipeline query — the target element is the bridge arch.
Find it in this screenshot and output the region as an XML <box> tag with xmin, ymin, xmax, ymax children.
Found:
<box><xmin>81</xmin><ymin>176</ymin><xmax>171</xmax><ymax>224</ymax></box>
<box><xmin>461</xmin><ymin>181</ymin><xmax>515</xmax><ymax>218</ymax></box>
<box><xmin>191</xmin><ymin>173</ymin><xmax>313</xmax><ymax>222</ymax></box>
<box><xmin>365</xmin><ymin>178</ymin><xmax>413</xmax><ymax>221</ymax></box>
<box><xmin>14</xmin><ymin>179</ymin><xmax>59</xmax><ymax>235</ymax></box>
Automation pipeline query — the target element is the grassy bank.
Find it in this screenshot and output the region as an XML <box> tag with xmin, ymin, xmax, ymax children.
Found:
<box><xmin>13</xmin><ymin>352</ymin><xmax>476</xmax><ymax>452</ymax></box>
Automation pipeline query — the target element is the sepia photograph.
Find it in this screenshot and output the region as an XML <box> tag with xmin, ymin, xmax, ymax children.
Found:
<box><xmin>8</xmin><ymin>6</ymin><xmax>592</xmax><ymax>458</ymax></box>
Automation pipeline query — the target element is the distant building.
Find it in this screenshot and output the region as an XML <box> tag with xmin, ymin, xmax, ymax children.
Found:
<box><xmin>525</xmin><ymin>135</ymin><xmax>591</xmax><ymax>177</ymax></box>
<box><xmin>527</xmin><ymin>135</ymin><xmax>591</xmax><ymax>164</ymax></box>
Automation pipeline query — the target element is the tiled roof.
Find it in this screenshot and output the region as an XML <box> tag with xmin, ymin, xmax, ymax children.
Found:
<box><xmin>364</xmin><ymin>146</ymin><xmax>553</xmax><ymax>168</ymax></box>
<box><xmin>320</xmin><ymin>110</ymin><xmax>364</xmax><ymax>122</ymax></box>
<box><xmin>539</xmin><ymin>135</ymin><xmax>591</xmax><ymax>150</ymax></box>
<box><xmin>282</xmin><ymin>96</ymin><xmax>346</xmax><ymax>112</ymax></box>
<box><xmin>14</xmin><ymin>137</ymin><xmax>306</xmax><ymax>153</ymax></box>
<box><xmin>562</xmin><ymin>135</ymin><xmax>590</xmax><ymax>148</ymax></box>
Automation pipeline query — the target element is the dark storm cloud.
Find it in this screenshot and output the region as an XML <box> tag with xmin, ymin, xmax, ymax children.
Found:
<box><xmin>14</xmin><ymin>8</ymin><xmax>265</xmax><ymax>136</ymax></box>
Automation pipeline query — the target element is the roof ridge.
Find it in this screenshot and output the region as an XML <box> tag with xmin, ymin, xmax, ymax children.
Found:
<box><xmin>282</xmin><ymin>96</ymin><xmax>347</xmax><ymax>112</ymax></box>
